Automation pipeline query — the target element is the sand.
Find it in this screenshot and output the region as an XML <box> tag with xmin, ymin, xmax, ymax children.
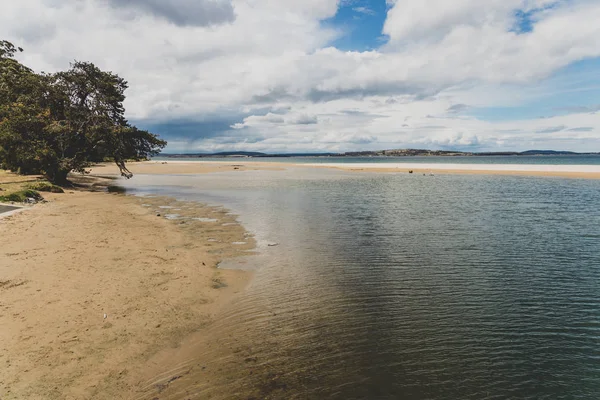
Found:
<box><xmin>88</xmin><ymin>160</ymin><xmax>600</xmax><ymax>179</ymax></box>
<box><xmin>306</xmin><ymin>162</ymin><xmax>600</xmax><ymax>179</ymax></box>
<box><xmin>88</xmin><ymin>161</ymin><xmax>283</xmax><ymax>176</ymax></box>
<box><xmin>0</xmin><ymin>189</ymin><xmax>255</xmax><ymax>400</ymax></box>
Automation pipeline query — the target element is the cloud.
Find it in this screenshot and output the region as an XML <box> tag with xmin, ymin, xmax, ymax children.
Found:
<box><xmin>383</xmin><ymin>0</ymin><xmax>559</xmax><ymax>43</ymax></box>
<box><xmin>353</xmin><ymin>6</ymin><xmax>376</xmax><ymax>16</ymax></box>
<box><xmin>1</xmin><ymin>0</ymin><xmax>599</xmax><ymax>153</ymax></box>
<box><xmin>556</xmin><ymin>104</ymin><xmax>600</xmax><ymax>113</ymax></box>
<box><xmin>323</xmin><ymin>132</ymin><xmax>378</xmax><ymax>144</ymax></box>
<box><xmin>140</xmin><ymin>116</ymin><xmax>242</xmax><ymax>140</ymax></box>
<box><xmin>535</xmin><ymin>125</ymin><xmax>567</xmax><ymax>133</ymax></box>
<box><xmin>446</xmin><ymin>104</ymin><xmax>470</xmax><ymax>113</ymax></box>
<box><xmin>106</xmin><ymin>0</ymin><xmax>236</xmax><ymax>27</ymax></box>
<box><xmin>232</xmin><ymin>113</ymin><xmax>285</xmax><ymax>129</ymax></box>
<box><xmin>382</xmin><ymin>1</ymin><xmax>600</xmax><ymax>83</ymax></box>
<box><xmin>290</xmin><ymin>114</ymin><xmax>318</xmax><ymax>125</ymax></box>
<box><xmin>422</xmin><ymin>132</ymin><xmax>481</xmax><ymax>148</ymax></box>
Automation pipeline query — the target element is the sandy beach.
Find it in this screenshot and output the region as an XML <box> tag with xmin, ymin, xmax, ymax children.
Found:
<box><xmin>89</xmin><ymin>160</ymin><xmax>600</xmax><ymax>179</ymax></box>
<box><xmin>0</xmin><ymin>184</ymin><xmax>255</xmax><ymax>399</ymax></box>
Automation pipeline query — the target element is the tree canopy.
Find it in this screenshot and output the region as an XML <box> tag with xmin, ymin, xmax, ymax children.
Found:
<box><xmin>0</xmin><ymin>40</ymin><xmax>166</xmax><ymax>184</ymax></box>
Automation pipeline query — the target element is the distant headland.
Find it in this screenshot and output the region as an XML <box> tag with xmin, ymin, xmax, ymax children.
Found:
<box><xmin>160</xmin><ymin>149</ymin><xmax>600</xmax><ymax>158</ymax></box>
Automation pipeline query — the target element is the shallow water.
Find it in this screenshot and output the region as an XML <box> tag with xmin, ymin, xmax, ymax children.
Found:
<box><xmin>122</xmin><ymin>169</ymin><xmax>600</xmax><ymax>399</ymax></box>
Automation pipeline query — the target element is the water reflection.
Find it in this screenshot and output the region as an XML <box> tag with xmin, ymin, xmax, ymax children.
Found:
<box><xmin>123</xmin><ymin>169</ymin><xmax>600</xmax><ymax>399</ymax></box>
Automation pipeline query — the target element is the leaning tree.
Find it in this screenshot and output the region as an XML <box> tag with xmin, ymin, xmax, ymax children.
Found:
<box><xmin>0</xmin><ymin>41</ymin><xmax>166</xmax><ymax>184</ymax></box>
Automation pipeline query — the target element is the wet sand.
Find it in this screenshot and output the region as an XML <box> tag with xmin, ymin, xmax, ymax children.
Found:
<box><xmin>88</xmin><ymin>161</ymin><xmax>284</xmax><ymax>176</ymax></box>
<box><xmin>0</xmin><ymin>189</ymin><xmax>255</xmax><ymax>399</ymax></box>
<box><xmin>89</xmin><ymin>160</ymin><xmax>600</xmax><ymax>179</ymax></box>
<box><xmin>306</xmin><ymin>162</ymin><xmax>600</xmax><ymax>179</ymax></box>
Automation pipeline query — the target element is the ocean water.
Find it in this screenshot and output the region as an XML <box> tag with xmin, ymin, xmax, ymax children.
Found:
<box><xmin>153</xmin><ymin>154</ymin><xmax>600</xmax><ymax>165</ymax></box>
<box><xmin>122</xmin><ymin>168</ymin><xmax>600</xmax><ymax>399</ymax></box>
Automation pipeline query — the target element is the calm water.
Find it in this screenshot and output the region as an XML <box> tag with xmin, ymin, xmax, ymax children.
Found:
<box><xmin>154</xmin><ymin>154</ymin><xmax>600</xmax><ymax>165</ymax></box>
<box><xmin>122</xmin><ymin>169</ymin><xmax>600</xmax><ymax>399</ymax></box>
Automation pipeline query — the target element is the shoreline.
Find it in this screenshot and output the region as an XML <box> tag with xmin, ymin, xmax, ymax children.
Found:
<box><xmin>0</xmin><ymin>186</ymin><xmax>256</xmax><ymax>399</ymax></box>
<box><xmin>308</xmin><ymin>163</ymin><xmax>600</xmax><ymax>179</ymax></box>
<box><xmin>90</xmin><ymin>160</ymin><xmax>600</xmax><ymax>179</ymax></box>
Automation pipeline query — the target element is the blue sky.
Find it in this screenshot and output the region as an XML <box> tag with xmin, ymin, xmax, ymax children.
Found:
<box><xmin>324</xmin><ymin>0</ymin><xmax>389</xmax><ymax>51</ymax></box>
<box><xmin>3</xmin><ymin>0</ymin><xmax>600</xmax><ymax>152</ymax></box>
<box><xmin>466</xmin><ymin>58</ymin><xmax>600</xmax><ymax>122</ymax></box>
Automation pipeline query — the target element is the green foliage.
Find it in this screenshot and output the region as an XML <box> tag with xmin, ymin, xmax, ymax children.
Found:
<box><xmin>0</xmin><ymin>40</ymin><xmax>166</xmax><ymax>184</ymax></box>
<box><xmin>0</xmin><ymin>189</ymin><xmax>42</xmax><ymax>203</ymax></box>
<box><xmin>27</xmin><ymin>181</ymin><xmax>65</xmax><ymax>193</ymax></box>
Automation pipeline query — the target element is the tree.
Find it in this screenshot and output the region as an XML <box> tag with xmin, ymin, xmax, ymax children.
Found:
<box><xmin>0</xmin><ymin>41</ymin><xmax>51</xmax><ymax>175</ymax></box>
<box><xmin>0</xmin><ymin>41</ymin><xmax>166</xmax><ymax>184</ymax></box>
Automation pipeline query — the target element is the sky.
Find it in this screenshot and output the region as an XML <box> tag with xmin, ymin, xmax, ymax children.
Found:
<box><xmin>1</xmin><ymin>0</ymin><xmax>600</xmax><ymax>153</ymax></box>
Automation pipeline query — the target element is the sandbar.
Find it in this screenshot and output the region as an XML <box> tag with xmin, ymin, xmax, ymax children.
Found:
<box><xmin>89</xmin><ymin>160</ymin><xmax>600</xmax><ymax>179</ymax></box>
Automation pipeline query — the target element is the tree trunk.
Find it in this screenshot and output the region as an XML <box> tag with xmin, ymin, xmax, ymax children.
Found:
<box><xmin>45</xmin><ymin>168</ymin><xmax>70</xmax><ymax>185</ymax></box>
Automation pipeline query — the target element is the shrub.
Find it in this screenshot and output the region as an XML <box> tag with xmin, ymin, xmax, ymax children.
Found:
<box><xmin>27</xmin><ymin>182</ymin><xmax>65</xmax><ymax>193</ymax></box>
<box><xmin>0</xmin><ymin>189</ymin><xmax>43</xmax><ymax>203</ymax></box>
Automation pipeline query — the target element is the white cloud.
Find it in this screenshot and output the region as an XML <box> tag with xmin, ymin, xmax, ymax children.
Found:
<box><xmin>1</xmin><ymin>0</ymin><xmax>599</xmax><ymax>152</ymax></box>
<box><xmin>353</xmin><ymin>6</ymin><xmax>376</xmax><ymax>16</ymax></box>
<box><xmin>232</xmin><ymin>112</ymin><xmax>285</xmax><ymax>129</ymax></box>
<box><xmin>383</xmin><ymin>0</ymin><xmax>558</xmax><ymax>44</ymax></box>
<box><xmin>290</xmin><ymin>114</ymin><xmax>318</xmax><ymax>125</ymax></box>
<box><xmin>535</xmin><ymin>125</ymin><xmax>567</xmax><ymax>133</ymax></box>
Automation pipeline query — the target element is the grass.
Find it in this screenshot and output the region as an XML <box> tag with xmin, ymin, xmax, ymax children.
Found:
<box><xmin>0</xmin><ymin>170</ymin><xmax>41</xmax><ymax>192</ymax></box>
<box><xmin>0</xmin><ymin>189</ymin><xmax>43</xmax><ymax>203</ymax></box>
<box><xmin>26</xmin><ymin>182</ymin><xmax>64</xmax><ymax>193</ymax></box>
<box><xmin>1</xmin><ymin>170</ymin><xmax>62</xmax><ymax>203</ymax></box>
